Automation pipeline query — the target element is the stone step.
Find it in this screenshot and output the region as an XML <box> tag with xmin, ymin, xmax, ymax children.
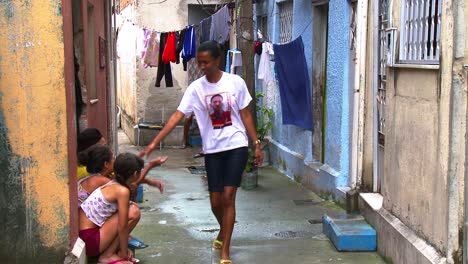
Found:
<box><xmin>322</xmin><ymin>214</ymin><xmax>377</xmax><ymax>252</ymax></box>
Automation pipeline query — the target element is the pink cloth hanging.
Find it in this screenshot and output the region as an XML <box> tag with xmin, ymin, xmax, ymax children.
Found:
<box><xmin>143</xmin><ymin>31</ymin><xmax>160</xmax><ymax>67</ymax></box>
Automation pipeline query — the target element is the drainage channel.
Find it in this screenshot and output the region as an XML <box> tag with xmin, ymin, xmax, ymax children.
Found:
<box><xmin>187</xmin><ymin>166</ymin><xmax>206</xmax><ymax>175</ymax></box>
<box><xmin>274</xmin><ymin>231</ymin><xmax>317</xmax><ymax>239</ymax></box>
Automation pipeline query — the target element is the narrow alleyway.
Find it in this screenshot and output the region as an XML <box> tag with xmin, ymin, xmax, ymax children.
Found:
<box><xmin>117</xmin><ymin>131</ymin><xmax>385</xmax><ymax>264</ymax></box>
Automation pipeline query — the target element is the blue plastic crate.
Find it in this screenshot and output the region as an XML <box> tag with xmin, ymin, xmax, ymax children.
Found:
<box><xmin>322</xmin><ymin>214</ymin><xmax>377</xmax><ymax>251</ymax></box>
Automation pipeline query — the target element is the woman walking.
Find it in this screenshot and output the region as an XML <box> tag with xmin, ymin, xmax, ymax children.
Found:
<box><xmin>141</xmin><ymin>40</ymin><xmax>263</xmax><ymax>264</ymax></box>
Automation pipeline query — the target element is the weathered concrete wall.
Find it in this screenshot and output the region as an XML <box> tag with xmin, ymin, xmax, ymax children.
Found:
<box><xmin>383</xmin><ymin>68</ymin><xmax>447</xmax><ymax>252</ymax></box>
<box><xmin>136</xmin><ymin>0</ymin><xmax>186</xmax><ymax>128</ymax></box>
<box><xmin>0</xmin><ymin>0</ymin><xmax>71</xmax><ymax>262</ymax></box>
<box><xmin>359</xmin><ymin>194</ymin><xmax>447</xmax><ymax>264</ymax></box>
<box><xmin>323</xmin><ymin>0</ymin><xmax>351</xmax><ymax>187</ymax></box>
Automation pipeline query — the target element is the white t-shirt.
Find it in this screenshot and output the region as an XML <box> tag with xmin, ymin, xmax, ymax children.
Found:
<box><xmin>177</xmin><ymin>72</ymin><xmax>252</xmax><ymax>154</ymax></box>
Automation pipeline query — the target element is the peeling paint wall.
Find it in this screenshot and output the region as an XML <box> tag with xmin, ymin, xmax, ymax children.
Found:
<box><xmin>322</xmin><ymin>0</ymin><xmax>351</xmax><ymax>187</ymax></box>
<box><xmin>376</xmin><ymin>0</ymin><xmax>464</xmax><ymax>255</ymax></box>
<box><xmin>0</xmin><ymin>0</ymin><xmax>70</xmax><ymax>262</ymax></box>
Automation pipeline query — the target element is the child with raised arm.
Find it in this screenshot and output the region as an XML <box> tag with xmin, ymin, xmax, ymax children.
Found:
<box><xmin>79</xmin><ymin>153</ymin><xmax>165</xmax><ymax>264</ymax></box>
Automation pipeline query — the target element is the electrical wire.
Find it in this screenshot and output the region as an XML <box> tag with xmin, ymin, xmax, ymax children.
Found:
<box><xmin>147</xmin><ymin>0</ymin><xmax>168</xmax><ymax>4</ymax></box>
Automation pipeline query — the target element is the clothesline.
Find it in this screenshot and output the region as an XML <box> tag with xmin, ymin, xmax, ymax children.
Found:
<box><xmin>120</xmin><ymin>17</ymin><xmax>196</xmax><ymax>34</ymax></box>
<box><xmin>119</xmin><ymin>3</ymin><xmax>233</xmax><ymax>35</ymax></box>
<box><xmin>117</xmin><ymin>4</ymin><xmax>233</xmax><ymax>88</ymax></box>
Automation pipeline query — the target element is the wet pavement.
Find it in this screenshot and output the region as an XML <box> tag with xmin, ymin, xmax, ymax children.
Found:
<box><xmin>116</xmin><ymin>131</ymin><xmax>385</xmax><ymax>264</ymax></box>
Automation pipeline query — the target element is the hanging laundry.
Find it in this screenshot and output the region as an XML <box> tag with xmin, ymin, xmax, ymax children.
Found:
<box><xmin>254</xmin><ymin>41</ymin><xmax>262</xmax><ymax>56</ymax></box>
<box><xmin>143</xmin><ymin>31</ymin><xmax>160</xmax><ymax>67</ymax></box>
<box><xmin>273</xmin><ymin>36</ymin><xmax>313</xmax><ymax>131</ymax></box>
<box><xmin>210</xmin><ymin>5</ymin><xmax>231</xmax><ymax>44</ymax></box>
<box><xmin>155</xmin><ymin>32</ymin><xmax>173</xmax><ymax>87</ymax></box>
<box><xmin>162</xmin><ymin>31</ymin><xmax>177</xmax><ymax>63</ymax></box>
<box><xmin>182</xmin><ymin>25</ymin><xmax>196</xmax><ymax>71</ymax></box>
<box><xmin>175</xmin><ymin>28</ymin><xmax>187</xmax><ymax>64</ymax></box>
<box><xmin>225</xmin><ymin>49</ymin><xmax>242</xmax><ymax>74</ymax></box>
<box><xmin>200</xmin><ymin>16</ymin><xmax>212</xmax><ymax>43</ymax></box>
<box><xmin>136</xmin><ymin>28</ymin><xmax>149</xmax><ymax>59</ymax></box>
<box><xmin>116</xmin><ymin>21</ymin><xmax>138</xmax><ymax>64</ymax></box>
<box><xmin>258</xmin><ymin>42</ymin><xmax>274</xmax><ymax>85</ymax></box>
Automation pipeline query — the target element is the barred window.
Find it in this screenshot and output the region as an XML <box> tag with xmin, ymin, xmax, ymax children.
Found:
<box><xmin>278</xmin><ymin>1</ymin><xmax>293</xmax><ymax>43</ymax></box>
<box><xmin>258</xmin><ymin>15</ymin><xmax>268</xmax><ymax>41</ymax></box>
<box><xmin>399</xmin><ymin>0</ymin><xmax>441</xmax><ymax>64</ymax></box>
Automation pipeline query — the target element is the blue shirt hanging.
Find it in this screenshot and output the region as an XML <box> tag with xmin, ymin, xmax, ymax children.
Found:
<box><xmin>182</xmin><ymin>25</ymin><xmax>196</xmax><ymax>71</ymax></box>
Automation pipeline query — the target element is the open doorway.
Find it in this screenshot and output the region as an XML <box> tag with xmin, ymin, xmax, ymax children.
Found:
<box><xmin>311</xmin><ymin>3</ymin><xmax>328</xmax><ymax>163</ymax></box>
<box><xmin>73</xmin><ymin>0</ymin><xmax>112</xmax><ymax>141</ymax></box>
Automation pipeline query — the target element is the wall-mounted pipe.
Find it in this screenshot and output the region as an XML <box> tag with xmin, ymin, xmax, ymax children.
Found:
<box><xmin>372</xmin><ymin>0</ymin><xmax>379</xmax><ymax>193</ymax></box>
<box><xmin>350</xmin><ymin>0</ymin><xmax>368</xmax><ymax>189</ymax></box>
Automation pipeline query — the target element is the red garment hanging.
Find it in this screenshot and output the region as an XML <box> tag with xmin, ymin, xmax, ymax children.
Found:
<box><xmin>162</xmin><ymin>31</ymin><xmax>177</xmax><ymax>63</ymax></box>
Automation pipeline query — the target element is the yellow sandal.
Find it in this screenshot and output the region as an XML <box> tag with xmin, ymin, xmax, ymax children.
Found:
<box><xmin>212</xmin><ymin>239</ymin><xmax>223</xmax><ymax>250</ymax></box>
<box><xmin>220</xmin><ymin>260</ymin><xmax>232</xmax><ymax>264</ymax></box>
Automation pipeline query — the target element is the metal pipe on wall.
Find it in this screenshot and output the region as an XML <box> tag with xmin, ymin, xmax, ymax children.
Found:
<box><xmin>356</xmin><ymin>0</ymin><xmax>368</xmax><ymax>188</ymax></box>
<box><xmin>441</xmin><ymin>0</ymin><xmax>461</xmax><ymax>261</ymax></box>
<box><xmin>108</xmin><ymin>0</ymin><xmax>118</xmax><ymax>153</ymax></box>
<box><xmin>464</xmin><ymin>64</ymin><xmax>467</xmax><ymax>264</ymax></box>
<box><xmin>372</xmin><ymin>0</ymin><xmax>379</xmax><ymax>193</ymax></box>
<box><xmin>350</xmin><ymin>0</ymin><xmax>368</xmax><ymax>189</ymax></box>
<box><xmin>456</xmin><ymin>1</ymin><xmax>468</xmax><ymax>262</ymax></box>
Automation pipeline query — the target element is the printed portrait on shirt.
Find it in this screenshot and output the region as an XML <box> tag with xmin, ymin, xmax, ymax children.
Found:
<box><xmin>205</xmin><ymin>92</ymin><xmax>232</xmax><ymax>129</ymax></box>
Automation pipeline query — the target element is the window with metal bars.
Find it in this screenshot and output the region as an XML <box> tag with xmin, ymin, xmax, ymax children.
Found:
<box><xmin>257</xmin><ymin>15</ymin><xmax>268</xmax><ymax>41</ymax></box>
<box><xmin>399</xmin><ymin>0</ymin><xmax>441</xmax><ymax>64</ymax></box>
<box><xmin>278</xmin><ymin>1</ymin><xmax>293</xmax><ymax>43</ymax></box>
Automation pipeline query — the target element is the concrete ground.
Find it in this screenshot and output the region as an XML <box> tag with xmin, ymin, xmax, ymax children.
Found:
<box><xmin>116</xmin><ymin>131</ymin><xmax>385</xmax><ymax>264</ymax></box>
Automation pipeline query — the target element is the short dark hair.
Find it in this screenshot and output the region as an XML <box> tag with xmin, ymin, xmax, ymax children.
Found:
<box><xmin>113</xmin><ymin>153</ymin><xmax>144</xmax><ymax>189</ymax></box>
<box><xmin>197</xmin><ymin>40</ymin><xmax>222</xmax><ymax>58</ymax></box>
<box><xmin>78</xmin><ymin>144</ymin><xmax>112</xmax><ymax>173</ymax></box>
<box><xmin>77</xmin><ymin>128</ymin><xmax>103</xmax><ymax>152</ymax></box>
<box><xmin>210</xmin><ymin>94</ymin><xmax>223</xmax><ymax>103</ymax></box>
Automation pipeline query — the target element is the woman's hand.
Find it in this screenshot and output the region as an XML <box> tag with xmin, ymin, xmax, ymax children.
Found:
<box><xmin>139</xmin><ymin>142</ymin><xmax>157</xmax><ymax>158</ymax></box>
<box><xmin>254</xmin><ymin>145</ymin><xmax>263</xmax><ymax>167</ymax></box>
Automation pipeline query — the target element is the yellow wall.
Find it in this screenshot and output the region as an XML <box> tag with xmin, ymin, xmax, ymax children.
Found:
<box><xmin>0</xmin><ymin>0</ymin><xmax>70</xmax><ymax>262</ymax></box>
